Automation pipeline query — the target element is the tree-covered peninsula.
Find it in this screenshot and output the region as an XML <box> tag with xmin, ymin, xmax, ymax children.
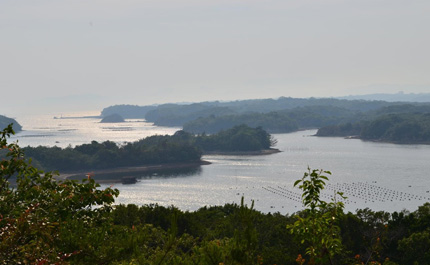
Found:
<box><xmin>0</xmin><ymin>114</ymin><xmax>22</xmax><ymax>132</ymax></box>
<box><xmin>23</xmin><ymin>134</ymin><xmax>202</xmax><ymax>172</ymax></box>
<box><xmin>194</xmin><ymin>124</ymin><xmax>277</xmax><ymax>153</ymax></box>
<box><xmin>101</xmin><ymin>104</ymin><xmax>157</xmax><ymax>119</ymax></box>
<box><xmin>101</xmin><ymin>99</ymin><xmax>430</xmax><ymax>144</ymax></box>
<box><xmin>317</xmin><ymin>106</ymin><xmax>430</xmax><ymax>144</ymax></box>
<box><xmin>100</xmin><ymin>97</ymin><xmax>398</xmax><ymax>134</ymax></box>
<box><xmin>22</xmin><ymin>125</ymin><xmax>278</xmax><ymax>173</ymax></box>
<box><xmin>100</xmin><ymin>113</ymin><xmax>125</xmax><ymax>123</ymax></box>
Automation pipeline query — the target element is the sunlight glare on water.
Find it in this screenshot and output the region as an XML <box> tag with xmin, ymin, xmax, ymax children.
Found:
<box><xmin>9</xmin><ymin>111</ymin><xmax>430</xmax><ymax>214</ymax></box>
<box><xmin>11</xmin><ymin>111</ymin><xmax>179</xmax><ymax>147</ymax></box>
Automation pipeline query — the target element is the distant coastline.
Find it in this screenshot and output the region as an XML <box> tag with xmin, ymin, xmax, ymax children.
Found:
<box><xmin>316</xmin><ymin>133</ymin><xmax>430</xmax><ymax>145</ymax></box>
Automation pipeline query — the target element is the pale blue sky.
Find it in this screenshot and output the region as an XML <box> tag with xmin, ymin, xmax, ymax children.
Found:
<box><xmin>1</xmin><ymin>0</ymin><xmax>430</xmax><ymax>115</ymax></box>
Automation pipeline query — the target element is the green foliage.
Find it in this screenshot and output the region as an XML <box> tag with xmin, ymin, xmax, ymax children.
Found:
<box><xmin>0</xmin><ymin>124</ymin><xmax>119</xmax><ymax>264</ymax></box>
<box><xmin>398</xmin><ymin>229</ymin><xmax>430</xmax><ymax>265</ymax></box>
<box><xmin>106</xmin><ymin>97</ymin><xmax>402</xmax><ymax>133</ymax></box>
<box><xmin>23</xmin><ymin>134</ymin><xmax>202</xmax><ymax>172</ymax></box>
<box><xmin>317</xmin><ymin>105</ymin><xmax>430</xmax><ymax>144</ymax></box>
<box><xmin>146</xmin><ymin>103</ymin><xmax>236</xmax><ymax>127</ymax></box>
<box><xmin>354</xmin><ymin>208</ymin><xmax>391</xmax><ymax>263</ymax></box>
<box><xmin>361</xmin><ymin>113</ymin><xmax>430</xmax><ymax>143</ymax></box>
<box><xmin>110</xmin><ymin>200</ymin><xmax>294</xmax><ymax>265</ymax></box>
<box><xmin>3</xmin><ymin>122</ymin><xmax>430</xmax><ymax>264</ymax></box>
<box><xmin>22</xmin><ymin>125</ymin><xmax>275</xmax><ymax>173</ymax></box>
<box><xmin>229</xmin><ymin>197</ymin><xmax>259</xmax><ymax>264</ymax></box>
<box><xmin>194</xmin><ymin>125</ymin><xmax>276</xmax><ymax>152</ymax></box>
<box><xmin>288</xmin><ymin>168</ymin><xmax>345</xmax><ymax>265</ymax></box>
<box><xmin>184</xmin><ymin>112</ymin><xmax>299</xmax><ymax>134</ymax></box>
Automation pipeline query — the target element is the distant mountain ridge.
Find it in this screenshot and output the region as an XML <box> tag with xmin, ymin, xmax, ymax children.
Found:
<box><xmin>338</xmin><ymin>92</ymin><xmax>430</xmax><ymax>102</ymax></box>
<box><xmin>100</xmin><ymin>95</ymin><xmax>430</xmax><ymax>144</ymax></box>
<box><xmin>100</xmin><ymin>97</ymin><xmax>408</xmax><ymax>133</ymax></box>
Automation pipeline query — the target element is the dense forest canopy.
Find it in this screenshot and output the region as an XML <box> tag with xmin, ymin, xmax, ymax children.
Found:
<box><xmin>23</xmin><ymin>134</ymin><xmax>202</xmax><ymax>172</ymax></box>
<box><xmin>317</xmin><ymin>106</ymin><xmax>430</xmax><ymax>144</ymax></box>
<box><xmin>184</xmin><ymin>112</ymin><xmax>299</xmax><ymax>134</ymax></box>
<box><xmin>100</xmin><ymin>98</ymin><xmax>430</xmax><ymax>144</ymax></box>
<box><xmin>2</xmin><ymin>124</ymin><xmax>430</xmax><ymax>264</ymax></box>
<box><xmin>100</xmin><ymin>97</ymin><xmax>413</xmax><ymax>135</ymax></box>
<box><xmin>365</xmin><ymin>103</ymin><xmax>430</xmax><ymax>116</ymax></box>
<box><xmin>193</xmin><ymin>124</ymin><xmax>275</xmax><ymax>152</ymax></box>
<box><xmin>101</xmin><ymin>97</ymin><xmax>398</xmax><ymax>123</ymax></box>
<box><xmin>361</xmin><ymin>113</ymin><xmax>430</xmax><ymax>143</ymax></box>
<box><xmin>183</xmin><ymin>105</ymin><xmax>362</xmax><ymax>134</ymax></box>
<box><xmin>145</xmin><ymin>104</ymin><xmax>236</xmax><ymax>127</ymax></box>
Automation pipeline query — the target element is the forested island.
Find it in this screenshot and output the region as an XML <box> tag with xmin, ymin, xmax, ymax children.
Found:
<box><xmin>22</xmin><ymin>125</ymin><xmax>277</xmax><ymax>179</ymax></box>
<box><xmin>101</xmin><ymin>97</ymin><xmax>430</xmax><ymax>144</ymax></box>
<box><xmin>2</xmin><ymin>124</ymin><xmax>430</xmax><ymax>265</ymax></box>
<box><xmin>317</xmin><ymin>105</ymin><xmax>430</xmax><ymax>144</ymax></box>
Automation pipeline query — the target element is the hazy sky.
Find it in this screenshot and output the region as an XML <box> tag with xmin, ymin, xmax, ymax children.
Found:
<box><xmin>1</xmin><ymin>0</ymin><xmax>430</xmax><ymax>115</ymax></box>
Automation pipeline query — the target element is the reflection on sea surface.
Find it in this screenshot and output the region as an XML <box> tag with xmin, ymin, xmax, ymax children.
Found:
<box><xmin>67</xmin><ymin>166</ymin><xmax>202</xmax><ymax>182</ymax></box>
<box><xmin>11</xmin><ymin>111</ymin><xmax>179</xmax><ymax>148</ymax></box>
<box><xmin>138</xmin><ymin>167</ymin><xmax>202</xmax><ymax>179</ymax></box>
<box><xmin>107</xmin><ymin>132</ymin><xmax>430</xmax><ymax>214</ymax></box>
<box><xmin>9</xmin><ymin>111</ymin><xmax>430</xmax><ymax>214</ymax></box>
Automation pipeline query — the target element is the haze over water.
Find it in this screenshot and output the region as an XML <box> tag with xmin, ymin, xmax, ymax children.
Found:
<box><xmin>11</xmin><ymin>111</ymin><xmax>430</xmax><ymax>214</ymax></box>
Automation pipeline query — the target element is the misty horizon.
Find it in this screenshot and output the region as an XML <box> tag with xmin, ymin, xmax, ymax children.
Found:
<box><xmin>1</xmin><ymin>0</ymin><xmax>429</xmax><ymax>116</ymax></box>
<box><xmin>3</xmin><ymin>90</ymin><xmax>430</xmax><ymax>118</ymax></box>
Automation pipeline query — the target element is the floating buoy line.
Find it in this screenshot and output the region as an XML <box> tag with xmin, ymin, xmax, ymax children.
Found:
<box><xmin>237</xmin><ymin>181</ymin><xmax>430</xmax><ymax>211</ymax></box>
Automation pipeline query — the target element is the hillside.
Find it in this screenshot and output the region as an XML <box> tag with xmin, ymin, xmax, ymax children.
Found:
<box><xmin>0</xmin><ymin>115</ymin><xmax>22</xmax><ymax>132</ymax></box>
<box><xmin>101</xmin><ymin>97</ymin><xmax>401</xmax><ymax>133</ymax></box>
<box><xmin>317</xmin><ymin>110</ymin><xmax>430</xmax><ymax>144</ymax></box>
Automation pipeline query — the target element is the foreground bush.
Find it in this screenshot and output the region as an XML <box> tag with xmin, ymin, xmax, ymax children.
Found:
<box><xmin>2</xmin><ymin>124</ymin><xmax>430</xmax><ymax>264</ymax></box>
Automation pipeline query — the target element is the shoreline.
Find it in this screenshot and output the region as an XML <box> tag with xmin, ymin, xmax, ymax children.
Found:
<box><xmin>56</xmin><ymin>148</ymin><xmax>280</xmax><ymax>183</ymax></box>
<box><xmin>202</xmin><ymin>148</ymin><xmax>281</xmax><ymax>156</ymax></box>
<box><xmin>315</xmin><ymin>134</ymin><xmax>430</xmax><ymax>145</ymax></box>
<box><xmin>57</xmin><ymin>160</ymin><xmax>211</xmax><ymax>183</ymax></box>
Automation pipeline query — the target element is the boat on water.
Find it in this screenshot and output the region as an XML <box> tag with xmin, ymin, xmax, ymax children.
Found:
<box><xmin>121</xmin><ymin>176</ymin><xmax>137</xmax><ymax>184</ymax></box>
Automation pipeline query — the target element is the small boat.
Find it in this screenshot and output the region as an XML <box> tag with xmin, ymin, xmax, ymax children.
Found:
<box><xmin>121</xmin><ymin>176</ymin><xmax>137</xmax><ymax>184</ymax></box>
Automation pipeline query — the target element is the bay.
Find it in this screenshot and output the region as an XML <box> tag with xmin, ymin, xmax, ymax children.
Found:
<box><xmin>9</xmin><ymin>111</ymin><xmax>430</xmax><ymax>214</ymax></box>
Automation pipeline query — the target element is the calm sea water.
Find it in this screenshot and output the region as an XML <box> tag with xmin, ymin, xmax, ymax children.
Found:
<box><xmin>9</xmin><ymin>111</ymin><xmax>430</xmax><ymax>214</ymax></box>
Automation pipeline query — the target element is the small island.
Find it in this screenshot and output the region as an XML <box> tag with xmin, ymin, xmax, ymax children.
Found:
<box><xmin>23</xmin><ymin>125</ymin><xmax>279</xmax><ymax>182</ymax></box>
<box><xmin>100</xmin><ymin>113</ymin><xmax>125</xmax><ymax>123</ymax></box>
<box><xmin>192</xmin><ymin>124</ymin><xmax>279</xmax><ymax>154</ymax></box>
